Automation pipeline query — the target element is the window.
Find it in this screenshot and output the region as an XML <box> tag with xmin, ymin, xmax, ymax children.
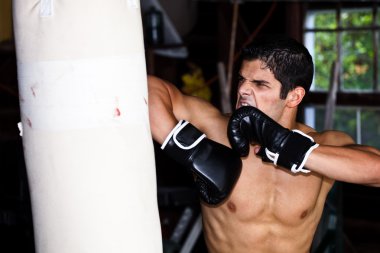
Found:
<box><xmin>305</xmin><ymin>106</ymin><xmax>380</xmax><ymax>146</ymax></box>
<box><xmin>303</xmin><ymin>3</ymin><xmax>380</xmax><ymax>148</ymax></box>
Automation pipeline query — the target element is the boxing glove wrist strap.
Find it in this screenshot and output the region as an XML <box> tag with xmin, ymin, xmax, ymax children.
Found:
<box><xmin>264</xmin><ymin>130</ymin><xmax>319</xmax><ymax>174</ymax></box>
<box><xmin>161</xmin><ymin>120</ymin><xmax>206</xmax><ymax>150</ymax></box>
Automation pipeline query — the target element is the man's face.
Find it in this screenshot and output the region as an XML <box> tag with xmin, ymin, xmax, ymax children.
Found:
<box><xmin>235</xmin><ymin>59</ymin><xmax>287</xmax><ymax>121</ymax></box>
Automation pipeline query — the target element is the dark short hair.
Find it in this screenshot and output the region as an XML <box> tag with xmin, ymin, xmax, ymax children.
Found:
<box><xmin>241</xmin><ymin>35</ymin><xmax>314</xmax><ymax>99</ymax></box>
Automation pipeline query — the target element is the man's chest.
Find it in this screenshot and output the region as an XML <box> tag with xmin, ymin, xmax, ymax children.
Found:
<box><xmin>225</xmin><ymin>158</ymin><xmax>326</xmax><ymax>225</ymax></box>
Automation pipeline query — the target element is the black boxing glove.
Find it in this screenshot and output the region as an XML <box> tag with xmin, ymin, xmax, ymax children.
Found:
<box><xmin>227</xmin><ymin>106</ymin><xmax>319</xmax><ymax>174</ymax></box>
<box><xmin>161</xmin><ymin>120</ymin><xmax>242</xmax><ymax>205</ymax></box>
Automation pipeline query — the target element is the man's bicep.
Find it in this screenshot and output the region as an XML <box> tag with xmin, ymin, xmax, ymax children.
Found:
<box><xmin>318</xmin><ymin>130</ymin><xmax>355</xmax><ymax>146</ymax></box>
<box><xmin>172</xmin><ymin>91</ymin><xmax>220</xmax><ymax>126</ymax></box>
<box><xmin>345</xmin><ymin>143</ymin><xmax>380</xmax><ymax>156</ymax></box>
<box><xmin>173</xmin><ymin>93</ymin><xmax>230</xmax><ymax>145</ymax></box>
<box><xmin>148</xmin><ymin>75</ymin><xmax>224</xmax><ymax>143</ymax></box>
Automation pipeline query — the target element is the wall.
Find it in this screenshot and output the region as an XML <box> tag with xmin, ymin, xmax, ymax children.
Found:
<box><xmin>0</xmin><ymin>0</ymin><xmax>13</xmax><ymax>42</ymax></box>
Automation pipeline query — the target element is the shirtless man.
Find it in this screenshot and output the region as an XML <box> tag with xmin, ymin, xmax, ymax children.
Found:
<box><xmin>148</xmin><ymin>35</ymin><xmax>380</xmax><ymax>253</ymax></box>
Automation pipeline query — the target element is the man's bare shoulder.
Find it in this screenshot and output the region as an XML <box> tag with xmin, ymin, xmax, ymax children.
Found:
<box><xmin>296</xmin><ymin>122</ymin><xmax>355</xmax><ymax>146</ymax></box>
<box><xmin>312</xmin><ymin>129</ymin><xmax>355</xmax><ymax>146</ymax></box>
<box><xmin>148</xmin><ymin>75</ymin><xmax>228</xmax><ymax>139</ymax></box>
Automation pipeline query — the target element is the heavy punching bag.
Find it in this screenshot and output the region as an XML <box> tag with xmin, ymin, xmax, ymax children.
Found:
<box><xmin>13</xmin><ymin>0</ymin><xmax>162</xmax><ymax>252</ymax></box>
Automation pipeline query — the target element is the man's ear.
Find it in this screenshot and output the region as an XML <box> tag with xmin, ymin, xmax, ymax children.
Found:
<box><xmin>286</xmin><ymin>86</ymin><xmax>305</xmax><ymax>108</ymax></box>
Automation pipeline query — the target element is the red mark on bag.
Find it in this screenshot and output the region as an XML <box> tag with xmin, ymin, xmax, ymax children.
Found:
<box><xmin>31</xmin><ymin>87</ymin><xmax>36</xmax><ymax>97</ymax></box>
<box><xmin>114</xmin><ymin>108</ymin><xmax>121</xmax><ymax>117</ymax></box>
<box><xmin>27</xmin><ymin>118</ymin><xmax>32</xmax><ymax>128</ymax></box>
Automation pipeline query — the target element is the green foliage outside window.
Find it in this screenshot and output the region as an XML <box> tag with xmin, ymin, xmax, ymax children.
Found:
<box><xmin>312</xmin><ymin>31</ymin><xmax>336</xmax><ymax>90</ymax></box>
<box><xmin>341</xmin><ymin>31</ymin><xmax>373</xmax><ymax>90</ymax></box>
<box><xmin>309</xmin><ymin>12</ymin><xmax>336</xmax><ymax>90</ymax></box>
<box><xmin>311</xmin><ymin>9</ymin><xmax>377</xmax><ymax>91</ymax></box>
<box><xmin>341</xmin><ymin>10</ymin><xmax>372</xmax><ymax>27</ymax></box>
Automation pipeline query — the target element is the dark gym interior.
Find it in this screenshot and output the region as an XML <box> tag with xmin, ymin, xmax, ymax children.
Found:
<box><xmin>1</xmin><ymin>1</ymin><xmax>380</xmax><ymax>252</ymax></box>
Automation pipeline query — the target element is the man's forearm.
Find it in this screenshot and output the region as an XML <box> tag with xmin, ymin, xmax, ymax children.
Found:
<box><xmin>306</xmin><ymin>145</ymin><xmax>380</xmax><ymax>186</ymax></box>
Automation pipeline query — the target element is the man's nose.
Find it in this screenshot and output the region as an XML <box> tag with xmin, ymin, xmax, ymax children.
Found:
<box><xmin>238</xmin><ymin>81</ymin><xmax>252</xmax><ymax>95</ymax></box>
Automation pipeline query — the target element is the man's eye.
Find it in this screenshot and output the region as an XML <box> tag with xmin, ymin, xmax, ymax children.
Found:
<box><xmin>256</xmin><ymin>82</ymin><xmax>268</xmax><ymax>87</ymax></box>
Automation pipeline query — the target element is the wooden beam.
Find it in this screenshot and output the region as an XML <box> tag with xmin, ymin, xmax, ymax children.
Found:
<box><xmin>304</xmin><ymin>92</ymin><xmax>380</xmax><ymax>107</ymax></box>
